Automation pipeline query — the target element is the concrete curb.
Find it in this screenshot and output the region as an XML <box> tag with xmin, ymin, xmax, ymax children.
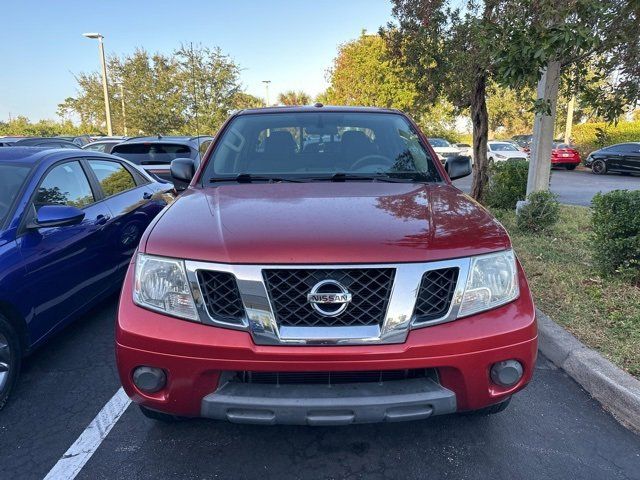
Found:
<box><xmin>537</xmin><ymin>309</ymin><xmax>640</xmax><ymax>434</ymax></box>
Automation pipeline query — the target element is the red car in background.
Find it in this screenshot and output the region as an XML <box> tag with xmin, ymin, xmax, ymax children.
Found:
<box><xmin>551</xmin><ymin>142</ymin><xmax>581</xmax><ymax>170</ymax></box>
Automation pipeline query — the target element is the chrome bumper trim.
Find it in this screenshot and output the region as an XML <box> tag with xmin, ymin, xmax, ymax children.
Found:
<box><xmin>184</xmin><ymin>259</ymin><xmax>471</xmax><ymax>346</ymax></box>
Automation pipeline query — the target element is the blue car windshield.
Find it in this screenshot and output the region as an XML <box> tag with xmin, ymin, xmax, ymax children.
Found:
<box><xmin>0</xmin><ymin>164</ymin><xmax>30</xmax><ymax>225</ymax></box>
<box><xmin>203</xmin><ymin>112</ymin><xmax>441</xmax><ymax>183</ymax></box>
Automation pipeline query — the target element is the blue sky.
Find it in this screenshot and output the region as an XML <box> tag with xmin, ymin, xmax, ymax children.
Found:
<box><xmin>0</xmin><ymin>0</ymin><xmax>393</xmax><ymax>121</ymax></box>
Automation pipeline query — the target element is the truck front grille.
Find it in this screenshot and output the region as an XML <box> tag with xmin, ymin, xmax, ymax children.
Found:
<box><xmin>263</xmin><ymin>268</ymin><xmax>394</xmax><ymax>327</ymax></box>
<box><xmin>197</xmin><ymin>270</ymin><xmax>245</xmax><ymax>323</ymax></box>
<box><xmin>413</xmin><ymin>267</ymin><xmax>459</xmax><ymax>322</ymax></box>
<box><xmin>236</xmin><ymin>369</ymin><xmax>428</xmax><ymax>385</ymax></box>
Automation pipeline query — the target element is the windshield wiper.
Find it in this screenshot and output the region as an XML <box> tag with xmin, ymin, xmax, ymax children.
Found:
<box><xmin>209</xmin><ymin>173</ymin><xmax>304</xmax><ymax>183</ymax></box>
<box><xmin>315</xmin><ymin>172</ymin><xmax>421</xmax><ymax>183</ymax></box>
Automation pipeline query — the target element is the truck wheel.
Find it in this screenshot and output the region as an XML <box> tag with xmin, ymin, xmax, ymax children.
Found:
<box><xmin>0</xmin><ymin>315</ymin><xmax>21</xmax><ymax>411</ymax></box>
<box><xmin>139</xmin><ymin>405</ymin><xmax>186</xmax><ymax>422</ymax></box>
<box><xmin>591</xmin><ymin>160</ymin><xmax>607</xmax><ymax>175</ymax></box>
<box><xmin>464</xmin><ymin>397</ymin><xmax>511</xmax><ymax>416</ymax></box>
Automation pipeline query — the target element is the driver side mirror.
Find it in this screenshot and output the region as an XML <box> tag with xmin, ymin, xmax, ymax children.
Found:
<box><xmin>445</xmin><ymin>155</ymin><xmax>472</xmax><ymax>180</ymax></box>
<box><xmin>29</xmin><ymin>205</ymin><xmax>85</xmax><ymax>229</ymax></box>
<box><xmin>170</xmin><ymin>158</ymin><xmax>195</xmax><ymax>191</ymax></box>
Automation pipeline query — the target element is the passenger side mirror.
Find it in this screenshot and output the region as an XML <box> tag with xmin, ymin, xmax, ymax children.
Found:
<box><xmin>30</xmin><ymin>205</ymin><xmax>85</xmax><ymax>229</ymax></box>
<box><xmin>170</xmin><ymin>158</ymin><xmax>195</xmax><ymax>190</ymax></box>
<box><xmin>445</xmin><ymin>155</ymin><xmax>472</xmax><ymax>180</ymax></box>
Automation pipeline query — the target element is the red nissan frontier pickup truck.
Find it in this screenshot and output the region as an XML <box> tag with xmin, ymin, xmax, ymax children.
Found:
<box><xmin>116</xmin><ymin>105</ymin><xmax>537</xmax><ymax>424</ymax></box>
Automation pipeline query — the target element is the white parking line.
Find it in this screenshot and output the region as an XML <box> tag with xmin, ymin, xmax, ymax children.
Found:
<box><xmin>43</xmin><ymin>388</ymin><xmax>131</xmax><ymax>480</ymax></box>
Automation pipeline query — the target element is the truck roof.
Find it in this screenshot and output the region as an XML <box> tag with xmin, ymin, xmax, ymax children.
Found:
<box><xmin>236</xmin><ymin>105</ymin><xmax>402</xmax><ymax>116</ymax></box>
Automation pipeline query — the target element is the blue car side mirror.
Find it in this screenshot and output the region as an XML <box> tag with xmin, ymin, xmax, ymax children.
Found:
<box><xmin>30</xmin><ymin>205</ymin><xmax>85</xmax><ymax>229</ymax></box>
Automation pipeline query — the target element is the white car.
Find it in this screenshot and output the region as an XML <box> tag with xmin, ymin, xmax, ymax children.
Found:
<box><xmin>455</xmin><ymin>143</ymin><xmax>473</xmax><ymax>157</ymax></box>
<box><xmin>488</xmin><ymin>141</ymin><xmax>529</xmax><ymax>162</ymax></box>
<box><xmin>428</xmin><ymin>138</ymin><xmax>461</xmax><ymax>164</ymax></box>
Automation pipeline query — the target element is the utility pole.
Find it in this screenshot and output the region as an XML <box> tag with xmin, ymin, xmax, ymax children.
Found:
<box><xmin>119</xmin><ymin>83</ymin><xmax>128</xmax><ymax>136</ymax></box>
<box><xmin>82</xmin><ymin>33</ymin><xmax>113</xmax><ymax>136</ymax></box>
<box><xmin>564</xmin><ymin>95</ymin><xmax>575</xmax><ymax>144</ymax></box>
<box><xmin>262</xmin><ymin>80</ymin><xmax>271</xmax><ymax>107</ymax></box>
<box><xmin>526</xmin><ymin>60</ymin><xmax>561</xmax><ymax>195</ymax></box>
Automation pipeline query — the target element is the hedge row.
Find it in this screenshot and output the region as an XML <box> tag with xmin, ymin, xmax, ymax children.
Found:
<box><xmin>572</xmin><ymin>120</ymin><xmax>640</xmax><ymax>158</ymax></box>
<box><xmin>591</xmin><ymin>190</ymin><xmax>640</xmax><ymax>285</ymax></box>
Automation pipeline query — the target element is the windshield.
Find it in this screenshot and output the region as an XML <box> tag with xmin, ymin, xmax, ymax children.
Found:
<box><xmin>204</xmin><ymin>112</ymin><xmax>440</xmax><ymax>183</ymax></box>
<box><xmin>112</xmin><ymin>143</ymin><xmax>192</xmax><ymax>165</ymax></box>
<box><xmin>491</xmin><ymin>143</ymin><xmax>518</xmax><ymax>152</ymax></box>
<box><xmin>428</xmin><ymin>138</ymin><xmax>451</xmax><ymax>148</ymax></box>
<box><xmin>0</xmin><ymin>164</ymin><xmax>30</xmax><ymax>225</ymax></box>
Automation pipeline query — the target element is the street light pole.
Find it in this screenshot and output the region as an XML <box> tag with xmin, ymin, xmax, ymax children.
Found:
<box><xmin>262</xmin><ymin>80</ymin><xmax>271</xmax><ymax>107</ymax></box>
<box><xmin>564</xmin><ymin>95</ymin><xmax>575</xmax><ymax>144</ymax></box>
<box><xmin>83</xmin><ymin>33</ymin><xmax>113</xmax><ymax>136</ymax></box>
<box><xmin>119</xmin><ymin>83</ymin><xmax>127</xmax><ymax>136</ymax></box>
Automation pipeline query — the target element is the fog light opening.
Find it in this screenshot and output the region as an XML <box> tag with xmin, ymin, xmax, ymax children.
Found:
<box><xmin>133</xmin><ymin>366</ymin><xmax>167</xmax><ymax>393</ymax></box>
<box><xmin>490</xmin><ymin>360</ymin><xmax>523</xmax><ymax>387</ymax></box>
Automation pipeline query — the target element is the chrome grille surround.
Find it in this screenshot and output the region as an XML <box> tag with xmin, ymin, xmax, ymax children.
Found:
<box><xmin>185</xmin><ymin>258</ymin><xmax>471</xmax><ymax>346</ymax></box>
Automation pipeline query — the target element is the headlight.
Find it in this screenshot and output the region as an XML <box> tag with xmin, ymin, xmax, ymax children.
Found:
<box><xmin>133</xmin><ymin>254</ymin><xmax>198</xmax><ymax>320</ymax></box>
<box><xmin>495</xmin><ymin>153</ymin><xmax>506</xmax><ymax>159</ymax></box>
<box><xmin>458</xmin><ymin>250</ymin><xmax>519</xmax><ymax>317</ymax></box>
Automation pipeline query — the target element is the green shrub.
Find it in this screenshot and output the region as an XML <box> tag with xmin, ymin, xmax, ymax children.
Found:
<box><xmin>483</xmin><ymin>160</ymin><xmax>529</xmax><ymax>209</ymax></box>
<box><xmin>591</xmin><ymin>190</ymin><xmax>640</xmax><ymax>284</ymax></box>
<box><xmin>572</xmin><ymin>120</ymin><xmax>640</xmax><ymax>158</ymax></box>
<box><xmin>516</xmin><ymin>191</ymin><xmax>560</xmax><ymax>233</ymax></box>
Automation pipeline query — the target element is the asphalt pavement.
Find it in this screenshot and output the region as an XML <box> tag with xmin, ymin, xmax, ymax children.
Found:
<box><xmin>0</xmin><ymin>299</ymin><xmax>639</xmax><ymax>480</ymax></box>
<box><xmin>453</xmin><ymin>169</ymin><xmax>640</xmax><ymax>206</ymax></box>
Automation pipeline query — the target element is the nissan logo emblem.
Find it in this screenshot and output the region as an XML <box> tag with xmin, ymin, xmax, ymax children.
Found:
<box><xmin>306</xmin><ymin>279</ymin><xmax>352</xmax><ymax>317</ymax></box>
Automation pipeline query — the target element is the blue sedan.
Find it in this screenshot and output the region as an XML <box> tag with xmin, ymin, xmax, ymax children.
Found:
<box><xmin>0</xmin><ymin>147</ymin><xmax>172</xmax><ymax>409</ymax></box>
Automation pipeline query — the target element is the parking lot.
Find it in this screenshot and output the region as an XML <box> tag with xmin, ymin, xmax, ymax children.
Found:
<box><xmin>453</xmin><ymin>169</ymin><xmax>640</xmax><ymax>206</ymax></box>
<box><xmin>0</xmin><ymin>297</ymin><xmax>638</xmax><ymax>480</ymax></box>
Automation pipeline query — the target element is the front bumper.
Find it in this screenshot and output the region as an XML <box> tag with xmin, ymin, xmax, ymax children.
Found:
<box><xmin>201</xmin><ymin>376</ymin><xmax>456</xmax><ymax>425</ymax></box>
<box><xmin>116</xmin><ymin>263</ymin><xmax>537</xmax><ymax>422</ymax></box>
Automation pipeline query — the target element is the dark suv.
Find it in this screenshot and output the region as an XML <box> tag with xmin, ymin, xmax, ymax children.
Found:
<box><xmin>111</xmin><ymin>135</ymin><xmax>213</xmax><ymax>182</ymax></box>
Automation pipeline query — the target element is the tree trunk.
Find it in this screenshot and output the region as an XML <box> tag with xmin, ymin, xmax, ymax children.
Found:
<box><xmin>470</xmin><ymin>73</ymin><xmax>489</xmax><ymax>201</ymax></box>
<box><xmin>527</xmin><ymin>60</ymin><xmax>561</xmax><ymax>194</ymax></box>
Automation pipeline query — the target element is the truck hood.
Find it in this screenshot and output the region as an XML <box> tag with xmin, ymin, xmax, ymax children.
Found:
<box><xmin>143</xmin><ymin>182</ymin><xmax>510</xmax><ymax>264</ymax></box>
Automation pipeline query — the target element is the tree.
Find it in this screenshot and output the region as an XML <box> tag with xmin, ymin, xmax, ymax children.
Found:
<box><xmin>384</xmin><ymin>1</ymin><xmax>502</xmax><ymax>200</ymax></box>
<box><xmin>324</xmin><ymin>32</ymin><xmax>457</xmax><ymax>137</ymax></box>
<box><xmin>58</xmin><ymin>45</ymin><xmax>252</xmax><ymax>135</ymax></box>
<box><xmin>486</xmin><ymin>84</ymin><xmax>535</xmax><ymax>136</ymax></box>
<box><xmin>385</xmin><ymin>0</ymin><xmax>639</xmax><ymax>200</ymax></box>
<box><xmin>0</xmin><ymin>116</ymin><xmax>83</xmax><ymax>136</ymax></box>
<box><xmin>324</xmin><ymin>33</ymin><xmax>418</xmax><ymax>113</ymax></box>
<box><xmin>490</xmin><ymin>0</ymin><xmax>639</xmax><ymax>193</ymax></box>
<box><xmin>277</xmin><ymin>90</ymin><xmax>311</xmax><ymax>105</ymax></box>
<box><xmin>232</xmin><ymin>92</ymin><xmax>264</xmax><ymax>110</ymax></box>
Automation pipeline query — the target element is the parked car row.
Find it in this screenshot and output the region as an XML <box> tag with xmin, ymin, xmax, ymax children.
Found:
<box><xmin>508</xmin><ymin>133</ymin><xmax>639</xmax><ymax>175</ymax></box>
<box><xmin>0</xmin><ymin>135</ymin><xmax>214</xmax><ymax>182</ymax></box>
